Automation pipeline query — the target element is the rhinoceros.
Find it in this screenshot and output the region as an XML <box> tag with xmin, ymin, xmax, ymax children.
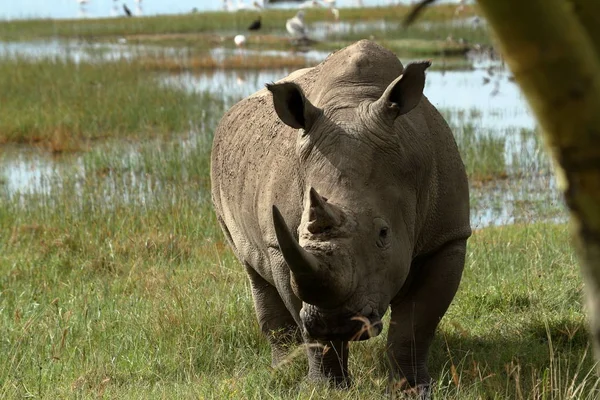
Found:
<box><xmin>210</xmin><ymin>40</ymin><xmax>471</xmax><ymax>393</ymax></box>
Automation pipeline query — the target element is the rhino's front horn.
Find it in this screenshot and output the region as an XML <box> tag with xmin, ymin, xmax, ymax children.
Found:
<box><xmin>272</xmin><ymin>205</ymin><xmax>320</xmax><ymax>280</ymax></box>
<box><xmin>307</xmin><ymin>187</ymin><xmax>340</xmax><ymax>234</ymax></box>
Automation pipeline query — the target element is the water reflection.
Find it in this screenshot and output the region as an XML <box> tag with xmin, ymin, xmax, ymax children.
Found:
<box><xmin>0</xmin><ymin>139</ymin><xmax>563</xmax><ymax>228</ymax></box>
<box><xmin>0</xmin><ymin>40</ymin><xmax>190</xmax><ymax>63</ymax></box>
<box><xmin>311</xmin><ymin>20</ymin><xmax>396</xmax><ymax>40</ymax></box>
<box><xmin>0</xmin><ymin>149</ymin><xmax>67</xmax><ymax>197</ymax></box>
<box><xmin>209</xmin><ymin>47</ymin><xmax>330</xmax><ymax>63</ymax></box>
<box><xmin>470</xmin><ymin>175</ymin><xmax>564</xmax><ymax>229</ymax></box>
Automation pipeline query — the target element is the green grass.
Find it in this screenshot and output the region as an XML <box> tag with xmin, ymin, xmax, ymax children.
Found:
<box><xmin>0</xmin><ymin>56</ymin><xmax>224</xmax><ymax>149</ymax></box>
<box><xmin>0</xmin><ymin>18</ymin><xmax>589</xmax><ymax>395</ymax></box>
<box><xmin>0</xmin><ymin>123</ymin><xmax>596</xmax><ymax>398</ymax></box>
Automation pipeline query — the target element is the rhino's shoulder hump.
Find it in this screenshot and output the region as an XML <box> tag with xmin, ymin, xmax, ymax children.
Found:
<box><xmin>309</xmin><ymin>40</ymin><xmax>404</xmax><ymax>106</ymax></box>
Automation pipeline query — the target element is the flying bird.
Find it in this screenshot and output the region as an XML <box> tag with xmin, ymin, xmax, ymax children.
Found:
<box><xmin>123</xmin><ymin>4</ymin><xmax>133</xmax><ymax>16</ymax></box>
<box><xmin>248</xmin><ymin>16</ymin><xmax>261</xmax><ymax>31</ymax></box>
<box><xmin>286</xmin><ymin>11</ymin><xmax>307</xmax><ymax>39</ymax></box>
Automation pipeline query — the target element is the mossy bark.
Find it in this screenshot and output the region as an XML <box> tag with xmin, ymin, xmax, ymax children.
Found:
<box><xmin>475</xmin><ymin>0</ymin><xmax>600</xmax><ymax>365</ymax></box>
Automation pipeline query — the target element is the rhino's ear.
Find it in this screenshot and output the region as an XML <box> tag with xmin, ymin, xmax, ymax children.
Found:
<box><xmin>374</xmin><ymin>61</ymin><xmax>431</xmax><ymax>117</ymax></box>
<box><xmin>266</xmin><ymin>82</ymin><xmax>322</xmax><ymax>132</ymax></box>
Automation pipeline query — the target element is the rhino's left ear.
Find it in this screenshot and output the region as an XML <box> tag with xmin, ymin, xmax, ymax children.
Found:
<box><xmin>374</xmin><ymin>61</ymin><xmax>431</xmax><ymax>117</ymax></box>
<box><xmin>266</xmin><ymin>82</ymin><xmax>323</xmax><ymax>132</ymax></box>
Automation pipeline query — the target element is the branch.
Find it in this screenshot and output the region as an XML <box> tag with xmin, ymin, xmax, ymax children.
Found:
<box><xmin>403</xmin><ymin>0</ymin><xmax>437</xmax><ymax>27</ymax></box>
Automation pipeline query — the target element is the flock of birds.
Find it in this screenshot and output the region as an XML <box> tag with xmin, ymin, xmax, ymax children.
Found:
<box><xmin>75</xmin><ymin>0</ymin><xmax>337</xmax><ymax>46</ymax></box>
<box><xmin>76</xmin><ymin>0</ymin><xmax>346</xmax><ymax>19</ymax></box>
<box><xmin>233</xmin><ymin>1</ymin><xmax>341</xmax><ymax>50</ymax></box>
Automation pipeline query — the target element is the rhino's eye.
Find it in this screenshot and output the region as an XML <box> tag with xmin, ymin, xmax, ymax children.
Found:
<box><xmin>376</xmin><ymin>227</ymin><xmax>389</xmax><ymax>248</ymax></box>
<box><xmin>373</xmin><ymin>217</ymin><xmax>390</xmax><ymax>249</ymax></box>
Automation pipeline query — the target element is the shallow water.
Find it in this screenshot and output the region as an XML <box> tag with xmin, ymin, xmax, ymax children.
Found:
<box><xmin>209</xmin><ymin>46</ymin><xmax>331</xmax><ymax>63</ymax></box>
<box><xmin>0</xmin><ymin>34</ymin><xmax>565</xmax><ymax>228</ymax></box>
<box><xmin>0</xmin><ymin>139</ymin><xmax>563</xmax><ymax>229</ymax></box>
<box><xmin>0</xmin><ymin>39</ymin><xmax>190</xmax><ymax>62</ymax></box>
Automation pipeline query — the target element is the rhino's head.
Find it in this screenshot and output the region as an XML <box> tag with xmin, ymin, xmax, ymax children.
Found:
<box><xmin>268</xmin><ymin>59</ymin><xmax>430</xmax><ymax>342</ymax></box>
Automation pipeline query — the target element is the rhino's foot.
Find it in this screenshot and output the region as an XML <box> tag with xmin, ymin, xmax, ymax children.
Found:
<box><xmin>305</xmin><ymin>339</ymin><xmax>351</xmax><ymax>389</ymax></box>
<box><xmin>268</xmin><ymin>327</ymin><xmax>303</xmax><ymax>367</ymax></box>
<box><xmin>387</xmin><ymin>379</ymin><xmax>432</xmax><ymax>400</ymax></box>
<box><xmin>307</xmin><ymin>371</ymin><xmax>352</xmax><ymax>389</ymax></box>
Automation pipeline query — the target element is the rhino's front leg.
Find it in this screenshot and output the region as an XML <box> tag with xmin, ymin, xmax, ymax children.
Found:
<box><xmin>244</xmin><ymin>264</ymin><xmax>302</xmax><ymax>366</ymax></box>
<box><xmin>386</xmin><ymin>239</ymin><xmax>466</xmax><ymax>396</ymax></box>
<box><xmin>305</xmin><ymin>337</ymin><xmax>351</xmax><ymax>388</ymax></box>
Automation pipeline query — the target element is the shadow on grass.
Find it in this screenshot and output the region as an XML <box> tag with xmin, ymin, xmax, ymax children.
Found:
<box><xmin>429</xmin><ymin>318</ymin><xmax>598</xmax><ymax>397</ymax></box>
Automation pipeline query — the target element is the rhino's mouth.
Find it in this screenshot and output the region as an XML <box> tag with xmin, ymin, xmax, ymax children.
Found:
<box><xmin>300</xmin><ymin>305</ymin><xmax>382</xmax><ymax>341</ymax></box>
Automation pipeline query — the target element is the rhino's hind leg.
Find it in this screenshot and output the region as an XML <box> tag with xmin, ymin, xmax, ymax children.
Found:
<box><xmin>306</xmin><ymin>338</ymin><xmax>351</xmax><ymax>388</ymax></box>
<box><xmin>244</xmin><ymin>264</ymin><xmax>302</xmax><ymax>366</ymax></box>
<box><xmin>386</xmin><ymin>239</ymin><xmax>467</xmax><ymax>394</ymax></box>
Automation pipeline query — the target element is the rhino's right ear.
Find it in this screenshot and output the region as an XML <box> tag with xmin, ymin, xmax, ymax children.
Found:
<box><xmin>266</xmin><ymin>82</ymin><xmax>322</xmax><ymax>132</ymax></box>
<box><xmin>373</xmin><ymin>61</ymin><xmax>431</xmax><ymax>118</ymax></box>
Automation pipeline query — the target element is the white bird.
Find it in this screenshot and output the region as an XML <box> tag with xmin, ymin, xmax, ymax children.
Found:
<box><xmin>330</xmin><ymin>7</ymin><xmax>339</xmax><ymax>21</ymax></box>
<box><xmin>286</xmin><ymin>11</ymin><xmax>307</xmax><ymax>39</ymax></box>
<box><xmin>234</xmin><ymin>34</ymin><xmax>247</xmax><ymax>48</ymax></box>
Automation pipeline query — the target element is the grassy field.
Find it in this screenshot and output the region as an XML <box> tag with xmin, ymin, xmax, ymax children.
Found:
<box><xmin>0</xmin><ymin>138</ymin><xmax>596</xmax><ymax>398</ymax></box>
<box><xmin>0</xmin><ymin>5</ymin><xmax>593</xmax><ymax>398</ymax></box>
<box><xmin>0</xmin><ymin>66</ymin><xmax>592</xmax><ymax>397</ymax></box>
<box><xmin>0</xmin><ymin>56</ymin><xmax>225</xmax><ymax>150</ymax></box>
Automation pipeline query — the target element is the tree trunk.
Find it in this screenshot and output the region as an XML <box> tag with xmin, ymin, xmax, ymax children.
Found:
<box><xmin>474</xmin><ymin>0</ymin><xmax>600</xmax><ymax>365</ymax></box>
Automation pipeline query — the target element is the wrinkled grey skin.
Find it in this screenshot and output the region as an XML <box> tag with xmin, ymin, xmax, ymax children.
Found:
<box><xmin>210</xmin><ymin>40</ymin><xmax>471</xmax><ymax>395</ymax></box>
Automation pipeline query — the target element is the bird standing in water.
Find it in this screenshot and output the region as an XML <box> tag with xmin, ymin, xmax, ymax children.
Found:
<box><xmin>286</xmin><ymin>11</ymin><xmax>307</xmax><ymax>40</ymax></box>
<box><xmin>248</xmin><ymin>16</ymin><xmax>261</xmax><ymax>31</ymax></box>
<box><xmin>234</xmin><ymin>34</ymin><xmax>247</xmax><ymax>48</ymax></box>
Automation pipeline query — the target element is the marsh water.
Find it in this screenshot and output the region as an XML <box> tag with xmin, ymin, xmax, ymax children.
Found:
<box><xmin>0</xmin><ymin>38</ymin><xmax>564</xmax><ymax>229</ymax></box>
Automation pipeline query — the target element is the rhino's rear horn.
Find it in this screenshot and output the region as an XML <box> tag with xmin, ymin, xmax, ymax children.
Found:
<box><xmin>307</xmin><ymin>187</ymin><xmax>340</xmax><ymax>234</ymax></box>
<box><xmin>272</xmin><ymin>205</ymin><xmax>321</xmax><ymax>280</ymax></box>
